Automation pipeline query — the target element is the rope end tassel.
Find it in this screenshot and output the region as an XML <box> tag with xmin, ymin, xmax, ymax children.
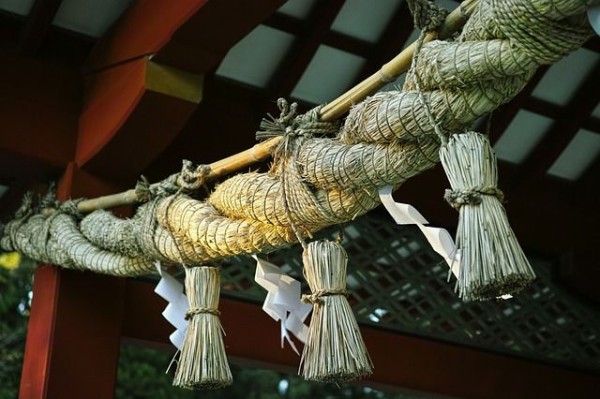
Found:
<box><xmin>440</xmin><ymin>131</ymin><xmax>536</xmax><ymax>301</ymax></box>
<box><xmin>299</xmin><ymin>239</ymin><xmax>373</xmax><ymax>382</ymax></box>
<box><xmin>173</xmin><ymin>266</ymin><xmax>233</xmax><ymax>390</ymax></box>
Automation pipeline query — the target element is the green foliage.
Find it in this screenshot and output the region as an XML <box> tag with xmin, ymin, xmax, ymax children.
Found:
<box><xmin>0</xmin><ymin>259</ymin><xmax>418</xmax><ymax>399</ymax></box>
<box><xmin>116</xmin><ymin>343</ymin><xmax>415</xmax><ymax>399</ymax></box>
<box><xmin>0</xmin><ymin>258</ymin><xmax>34</xmax><ymax>399</ymax></box>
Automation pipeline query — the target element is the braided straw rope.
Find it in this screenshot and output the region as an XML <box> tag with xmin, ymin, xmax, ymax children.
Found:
<box><xmin>0</xmin><ymin>0</ymin><xmax>596</xmax><ymax>275</ymax></box>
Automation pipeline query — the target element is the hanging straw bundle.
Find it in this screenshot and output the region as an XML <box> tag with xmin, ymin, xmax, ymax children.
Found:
<box><xmin>300</xmin><ymin>239</ymin><xmax>372</xmax><ymax>382</ymax></box>
<box><xmin>440</xmin><ymin>131</ymin><xmax>535</xmax><ymax>301</ymax></box>
<box><xmin>173</xmin><ymin>266</ymin><xmax>232</xmax><ymax>389</ymax></box>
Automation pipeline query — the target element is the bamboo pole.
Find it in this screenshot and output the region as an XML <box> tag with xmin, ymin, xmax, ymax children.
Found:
<box><xmin>76</xmin><ymin>0</ymin><xmax>477</xmax><ymax>213</ymax></box>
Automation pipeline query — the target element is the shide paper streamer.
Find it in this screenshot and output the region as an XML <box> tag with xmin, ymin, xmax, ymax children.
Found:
<box><xmin>253</xmin><ymin>255</ymin><xmax>312</xmax><ymax>354</ymax></box>
<box><xmin>154</xmin><ymin>261</ymin><xmax>189</xmax><ymax>350</ymax></box>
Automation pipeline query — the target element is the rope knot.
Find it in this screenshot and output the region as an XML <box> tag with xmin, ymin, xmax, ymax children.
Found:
<box><xmin>407</xmin><ymin>0</ymin><xmax>449</xmax><ymax>32</ymax></box>
<box><xmin>256</xmin><ymin>98</ymin><xmax>339</xmax><ymax>141</ymax></box>
<box><xmin>135</xmin><ymin>176</ymin><xmax>153</xmax><ymax>202</ymax></box>
<box><xmin>176</xmin><ymin>160</ymin><xmax>211</xmax><ymax>192</ymax></box>
<box><xmin>301</xmin><ymin>288</ymin><xmax>349</xmax><ymax>305</ymax></box>
<box><xmin>185</xmin><ymin>307</ymin><xmax>221</xmax><ymax>320</ymax></box>
<box><xmin>444</xmin><ymin>186</ymin><xmax>505</xmax><ymax>209</ymax></box>
<box><xmin>59</xmin><ymin>199</ymin><xmax>84</xmax><ymax>218</ymax></box>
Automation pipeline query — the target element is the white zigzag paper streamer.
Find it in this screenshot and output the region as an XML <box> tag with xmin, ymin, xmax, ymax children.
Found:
<box><xmin>253</xmin><ymin>255</ymin><xmax>312</xmax><ymax>355</ymax></box>
<box><xmin>154</xmin><ymin>261</ymin><xmax>189</xmax><ymax>349</ymax></box>
<box><xmin>378</xmin><ymin>186</ymin><xmax>511</xmax><ymax>300</ymax></box>
<box><xmin>379</xmin><ymin>186</ymin><xmax>461</xmax><ymax>276</ymax></box>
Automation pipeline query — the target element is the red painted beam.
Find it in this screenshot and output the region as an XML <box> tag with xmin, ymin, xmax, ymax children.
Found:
<box><xmin>79</xmin><ymin>0</ymin><xmax>285</xmax><ymax>182</ymax></box>
<box><xmin>19</xmin><ymin>164</ymin><xmax>130</xmax><ymax>399</ymax></box>
<box><xmin>123</xmin><ymin>280</ymin><xmax>599</xmax><ymax>399</ymax></box>
<box><xmin>0</xmin><ymin>53</ymin><xmax>79</xmax><ymax>170</ymax></box>
<box><xmin>153</xmin><ymin>0</ymin><xmax>286</xmax><ymax>73</ymax></box>
<box><xmin>77</xmin><ymin>58</ymin><xmax>200</xmax><ymax>181</ymax></box>
<box><xmin>86</xmin><ymin>0</ymin><xmax>284</xmax><ymax>74</ymax></box>
<box><xmin>85</xmin><ymin>0</ymin><xmax>209</xmax><ymax>72</ymax></box>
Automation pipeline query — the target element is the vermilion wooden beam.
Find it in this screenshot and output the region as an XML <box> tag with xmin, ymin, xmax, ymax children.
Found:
<box><xmin>0</xmin><ymin>53</ymin><xmax>79</xmax><ymax>170</ymax></box>
<box><xmin>77</xmin><ymin>58</ymin><xmax>202</xmax><ymax>181</ymax></box>
<box><xmin>84</xmin><ymin>0</ymin><xmax>209</xmax><ymax>72</ymax></box>
<box><xmin>79</xmin><ymin>0</ymin><xmax>285</xmax><ymax>182</ymax></box>
<box><xmin>154</xmin><ymin>0</ymin><xmax>286</xmax><ymax>73</ymax></box>
<box><xmin>19</xmin><ymin>164</ymin><xmax>130</xmax><ymax>399</ymax></box>
<box><xmin>122</xmin><ymin>279</ymin><xmax>600</xmax><ymax>399</ymax></box>
<box><xmin>86</xmin><ymin>0</ymin><xmax>285</xmax><ymax>74</ymax></box>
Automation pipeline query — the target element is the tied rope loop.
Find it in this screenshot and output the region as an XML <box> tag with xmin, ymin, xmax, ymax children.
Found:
<box><xmin>301</xmin><ymin>288</ymin><xmax>349</xmax><ymax>305</ymax></box>
<box><xmin>256</xmin><ymin>98</ymin><xmax>339</xmax><ymax>141</ymax></box>
<box><xmin>406</xmin><ymin>0</ymin><xmax>449</xmax><ymax>32</ymax></box>
<box><xmin>14</xmin><ymin>192</ymin><xmax>34</xmax><ymax>220</ymax></box>
<box><xmin>405</xmin><ymin>0</ymin><xmax>450</xmax><ymax>147</ymax></box>
<box><xmin>185</xmin><ymin>307</ymin><xmax>221</xmax><ymax>320</ymax></box>
<box><xmin>59</xmin><ymin>199</ymin><xmax>84</xmax><ymax>218</ymax></box>
<box><xmin>134</xmin><ymin>176</ymin><xmax>155</xmax><ymax>203</ymax></box>
<box><xmin>176</xmin><ymin>160</ymin><xmax>211</xmax><ymax>192</ymax></box>
<box><xmin>134</xmin><ymin>159</ymin><xmax>210</xmax><ymax>203</ymax></box>
<box><xmin>258</xmin><ymin>98</ymin><xmax>339</xmax><ymax>251</ymax></box>
<box><xmin>444</xmin><ymin>186</ymin><xmax>505</xmax><ymax>209</ymax></box>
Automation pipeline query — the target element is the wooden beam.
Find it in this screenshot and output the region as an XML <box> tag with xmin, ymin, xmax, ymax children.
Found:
<box><xmin>352</xmin><ymin>2</ymin><xmax>414</xmax><ymax>87</ymax></box>
<box><xmin>518</xmin><ymin>62</ymin><xmax>600</xmax><ymax>177</ymax></box>
<box><xmin>84</xmin><ymin>0</ymin><xmax>209</xmax><ymax>72</ymax></box>
<box><xmin>77</xmin><ymin>57</ymin><xmax>202</xmax><ymax>182</ymax></box>
<box><xmin>79</xmin><ymin>0</ymin><xmax>286</xmax><ymax>182</ymax></box>
<box><xmin>488</xmin><ymin>66</ymin><xmax>548</xmax><ymax>144</ymax></box>
<box><xmin>264</xmin><ymin>13</ymin><xmax>374</xmax><ymax>57</ymax></box>
<box><xmin>0</xmin><ymin>53</ymin><xmax>79</xmax><ymax>171</ymax></box>
<box><xmin>86</xmin><ymin>0</ymin><xmax>285</xmax><ymax>74</ymax></box>
<box><xmin>19</xmin><ymin>0</ymin><xmax>63</xmax><ymax>55</ymax></box>
<box><xmin>263</xmin><ymin>0</ymin><xmax>346</xmax><ymax>104</ymax></box>
<box><xmin>154</xmin><ymin>0</ymin><xmax>286</xmax><ymax>73</ymax></box>
<box><xmin>19</xmin><ymin>164</ymin><xmax>129</xmax><ymax>399</ymax></box>
<box><xmin>122</xmin><ymin>280</ymin><xmax>600</xmax><ymax>399</ymax></box>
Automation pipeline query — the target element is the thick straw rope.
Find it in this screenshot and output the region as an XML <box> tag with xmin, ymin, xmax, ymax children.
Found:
<box><xmin>0</xmin><ymin>0</ymin><xmax>596</xmax><ymax>275</ymax></box>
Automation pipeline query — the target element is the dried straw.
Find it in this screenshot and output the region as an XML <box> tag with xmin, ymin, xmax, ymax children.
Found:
<box><xmin>0</xmin><ymin>0</ymin><xmax>594</xmax><ymax>278</ymax></box>
<box><xmin>439</xmin><ymin>132</ymin><xmax>536</xmax><ymax>301</ymax></box>
<box><xmin>173</xmin><ymin>266</ymin><xmax>232</xmax><ymax>389</ymax></box>
<box><xmin>300</xmin><ymin>240</ymin><xmax>372</xmax><ymax>382</ymax></box>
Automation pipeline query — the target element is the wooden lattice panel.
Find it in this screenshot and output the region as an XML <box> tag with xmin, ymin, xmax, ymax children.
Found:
<box><xmin>218</xmin><ymin>214</ymin><xmax>600</xmax><ymax>372</ymax></box>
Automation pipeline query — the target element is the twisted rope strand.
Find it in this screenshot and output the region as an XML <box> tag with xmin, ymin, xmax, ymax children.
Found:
<box><xmin>0</xmin><ymin>0</ymin><xmax>596</xmax><ymax>273</ymax></box>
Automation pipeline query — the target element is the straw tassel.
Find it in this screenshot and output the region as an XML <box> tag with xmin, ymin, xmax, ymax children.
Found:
<box><xmin>173</xmin><ymin>266</ymin><xmax>233</xmax><ymax>389</ymax></box>
<box><xmin>440</xmin><ymin>131</ymin><xmax>536</xmax><ymax>301</ymax></box>
<box><xmin>299</xmin><ymin>239</ymin><xmax>373</xmax><ymax>382</ymax></box>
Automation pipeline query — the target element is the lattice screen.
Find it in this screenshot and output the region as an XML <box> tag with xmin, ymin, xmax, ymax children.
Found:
<box><xmin>217</xmin><ymin>213</ymin><xmax>600</xmax><ymax>373</ymax></box>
